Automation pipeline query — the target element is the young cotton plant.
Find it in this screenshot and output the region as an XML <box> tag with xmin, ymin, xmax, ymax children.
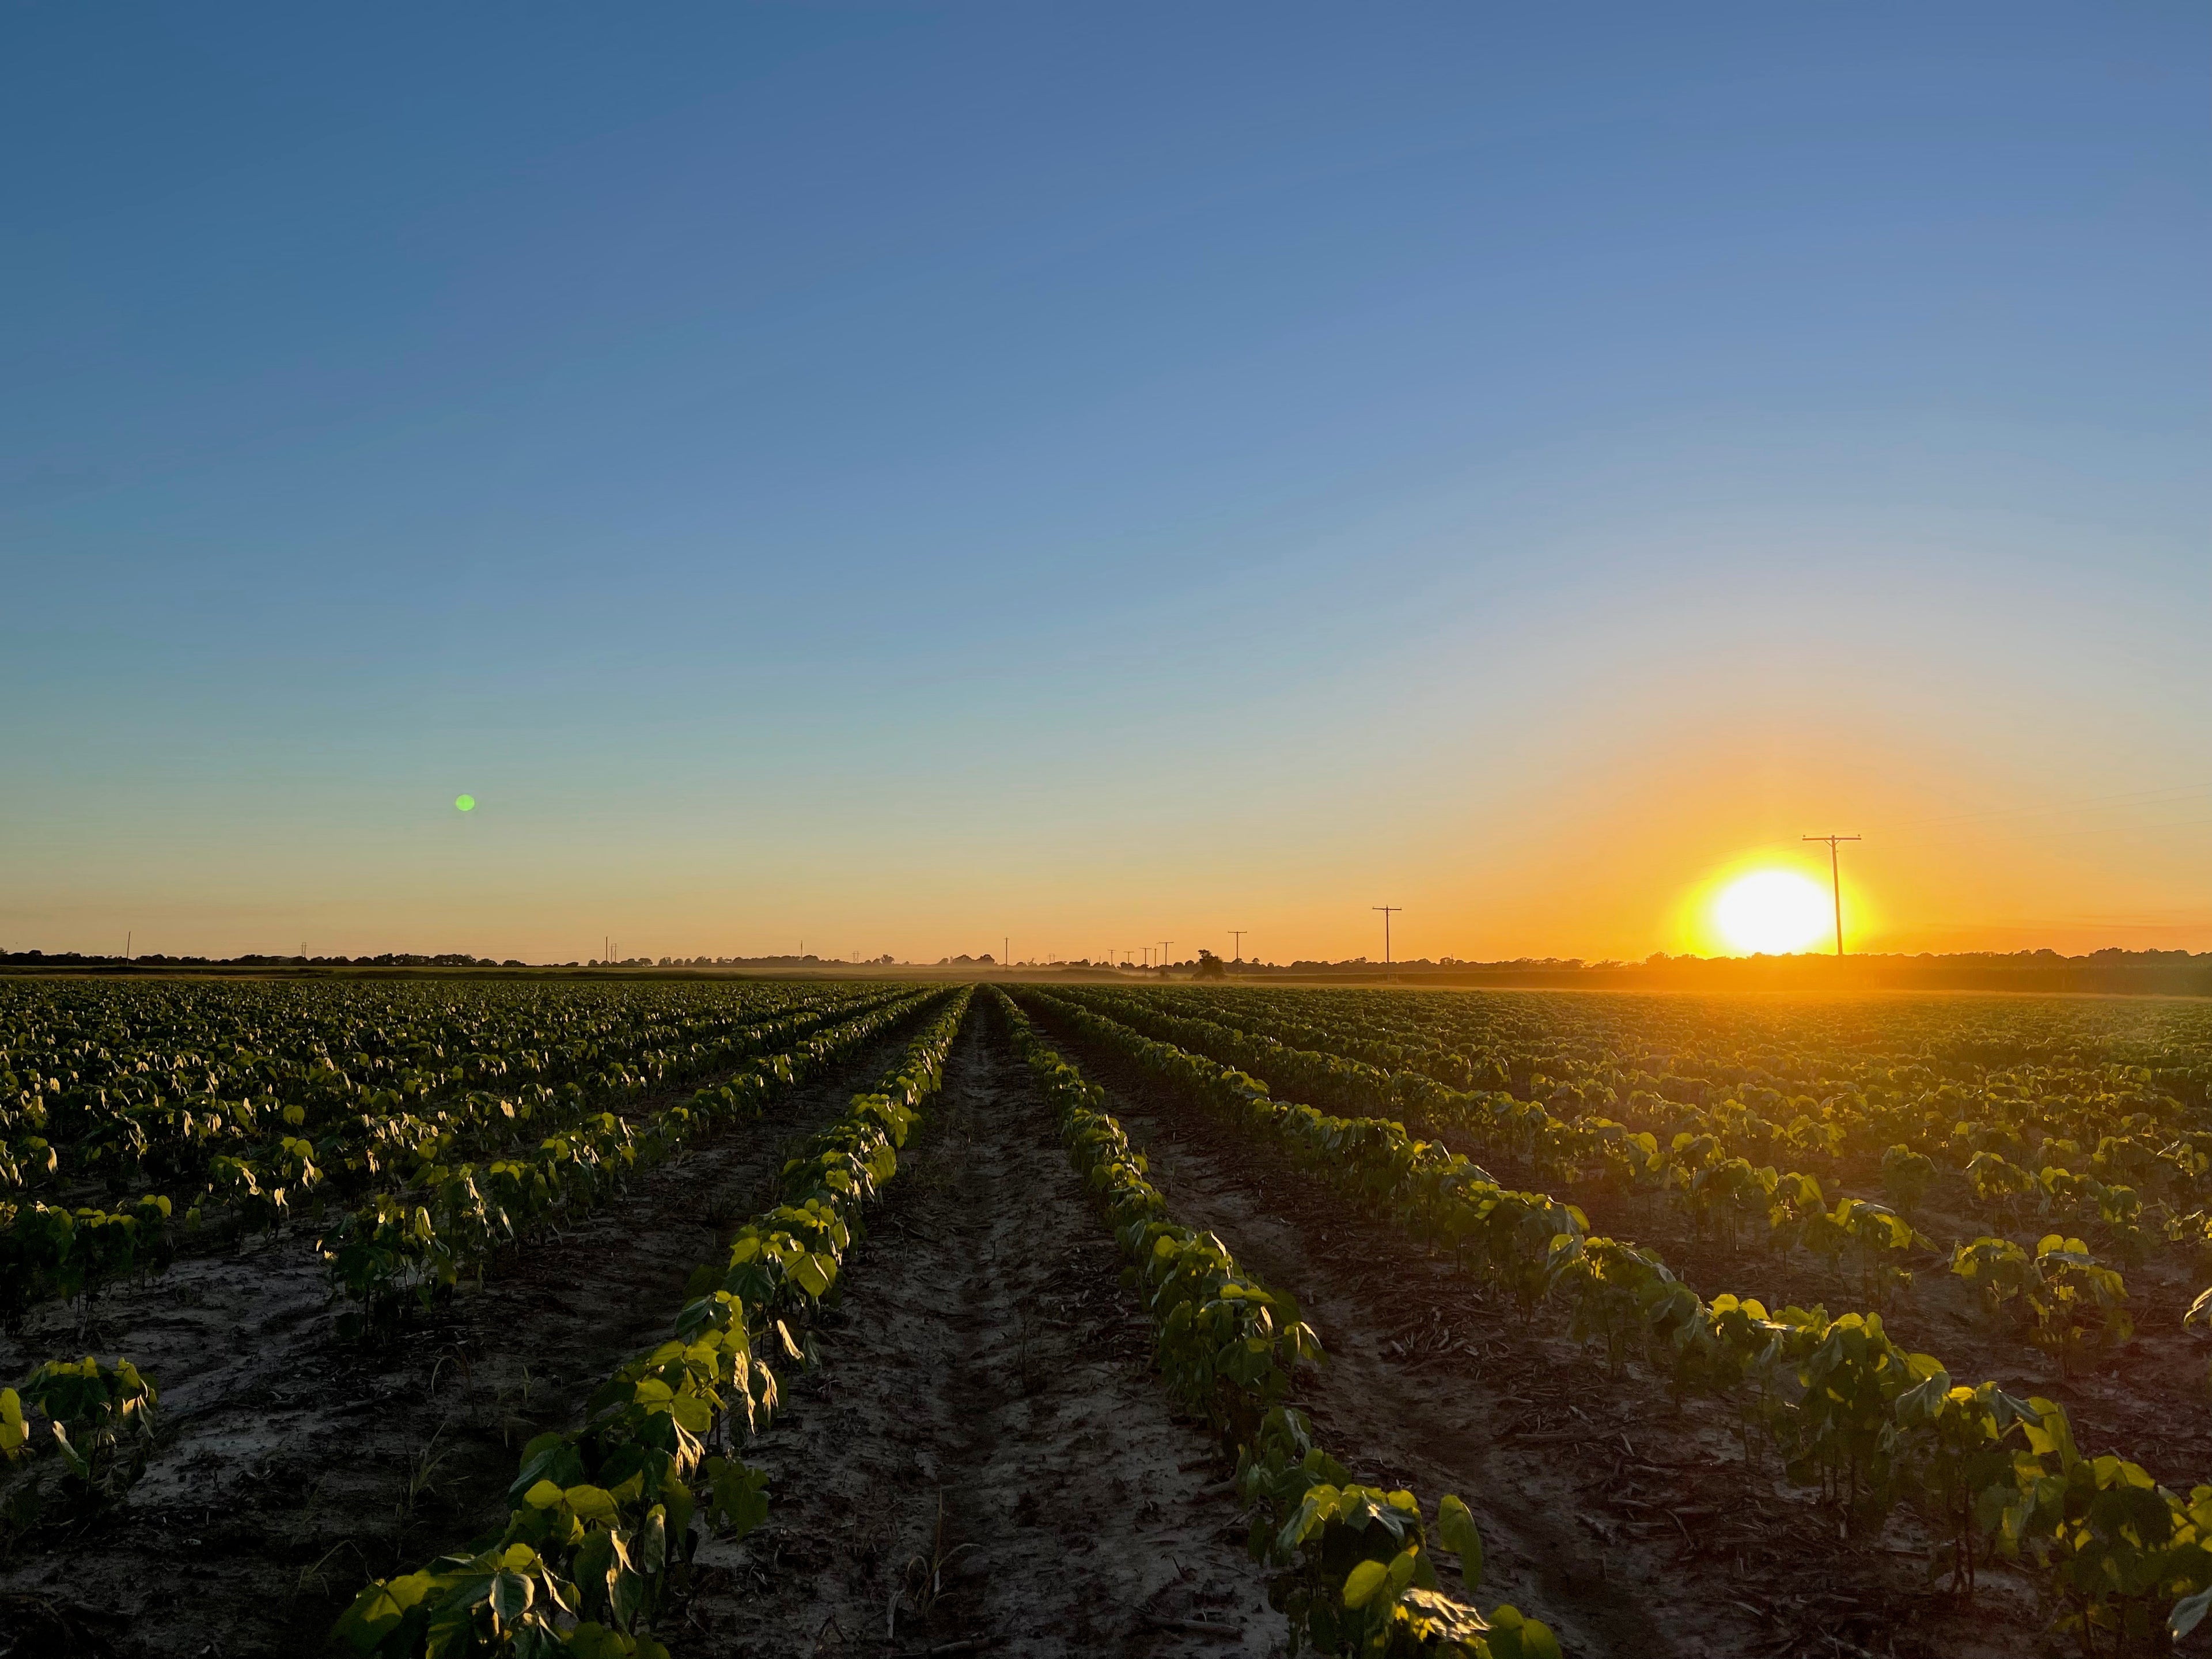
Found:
<box><xmin>334</xmin><ymin>1298</ymin><xmax>770</xmax><ymax>1658</ymax></box>
<box><xmin>1134</xmin><ymin>1222</ymin><xmax>1320</xmax><ymax>1452</ymax></box>
<box><xmin>1233</xmin><ymin>1406</ymin><xmax>1559</xmax><ymax>1659</ymax></box>
<box><xmin>1891</xmin><ymin>1368</ymin><xmax>2042</xmax><ymax>1596</ymax></box>
<box><xmin>1950</xmin><ymin>1235</ymin><xmax>2132</xmax><ymax>1377</ymax></box>
<box><xmin>1994</xmin><ymin>1398</ymin><xmax>2212</xmax><ymax>1654</ymax></box>
<box><xmin>0</xmin><ymin>1194</ymin><xmax>173</xmax><ymax>1328</ymax></box>
<box><xmin>1</xmin><ymin>1354</ymin><xmax>160</xmax><ymax>1535</ymax></box>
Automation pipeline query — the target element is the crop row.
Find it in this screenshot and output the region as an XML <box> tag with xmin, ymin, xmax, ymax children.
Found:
<box><xmin>320</xmin><ymin>987</ymin><xmax>941</xmax><ymax>1338</ymax></box>
<box><xmin>0</xmin><ymin>984</ymin><xmax>909</xmax><ymax>1326</ymax></box>
<box><xmin>334</xmin><ymin>986</ymin><xmax>975</xmax><ymax>1658</ymax></box>
<box><xmin>1133</xmin><ymin>986</ymin><xmax>2212</xmax><ymax>1255</ymax></box>
<box><xmin>1</xmin><ymin>979</ymin><xmax>885</xmax><ymax>1199</ymax></box>
<box><xmin>1145</xmin><ymin>985</ymin><xmax>2212</xmax><ymax>1113</ymax></box>
<box><xmin>1021</xmin><ymin>989</ymin><xmax>2212</xmax><ymax>1653</ymax></box>
<box><xmin>1068</xmin><ymin>988</ymin><xmax>2150</xmax><ymax>1366</ymax></box>
<box><xmin>0</xmin><ymin>980</ymin><xmax>888</xmax><ymax>1245</ymax></box>
<box><xmin>991</xmin><ymin>990</ymin><xmax>1559</xmax><ymax>1659</ymax></box>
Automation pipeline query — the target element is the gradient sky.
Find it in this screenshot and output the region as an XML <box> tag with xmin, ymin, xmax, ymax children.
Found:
<box><xmin>4</xmin><ymin>6</ymin><xmax>2207</xmax><ymax>965</ymax></box>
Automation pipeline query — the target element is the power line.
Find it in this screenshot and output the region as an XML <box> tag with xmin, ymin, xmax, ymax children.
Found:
<box><xmin>1802</xmin><ymin>834</ymin><xmax>1861</xmax><ymax>957</ymax></box>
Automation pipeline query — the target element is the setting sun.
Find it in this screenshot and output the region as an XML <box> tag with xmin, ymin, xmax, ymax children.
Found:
<box><xmin>1713</xmin><ymin>869</ymin><xmax>1834</xmax><ymax>955</ymax></box>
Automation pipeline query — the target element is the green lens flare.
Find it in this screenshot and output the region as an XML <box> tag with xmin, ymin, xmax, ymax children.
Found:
<box><xmin>454</xmin><ymin>794</ymin><xmax>476</xmax><ymax>812</ymax></box>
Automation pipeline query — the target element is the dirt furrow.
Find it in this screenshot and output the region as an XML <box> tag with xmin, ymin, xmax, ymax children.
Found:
<box><xmin>0</xmin><ymin>1017</ymin><xmax>930</xmax><ymax>1659</ymax></box>
<box><xmin>681</xmin><ymin>999</ymin><xmax>1282</xmax><ymax>1657</ymax></box>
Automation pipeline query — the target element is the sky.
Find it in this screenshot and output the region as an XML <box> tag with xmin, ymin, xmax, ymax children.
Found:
<box><xmin>3</xmin><ymin>5</ymin><xmax>2207</xmax><ymax>965</ymax></box>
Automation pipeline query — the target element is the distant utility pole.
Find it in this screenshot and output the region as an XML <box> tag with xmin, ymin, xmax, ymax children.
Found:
<box><xmin>1802</xmin><ymin>835</ymin><xmax>1862</xmax><ymax>958</ymax></box>
<box><xmin>126</xmin><ymin>931</ymin><xmax>131</xmax><ymax>961</ymax></box>
<box><xmin>1373</xmin><ymin>906</ymin><xmax>1401</xmax><ymax>968</ymax></box>
<box><xmin>1230</xmin><ymin>930</ymin><xmax>1245</xmax><ymax>961</ymax></box>
<box><xmin>1161</xmin><ymin>941</ymin><xmax>1173</xmax><ymax>974</ymax></box>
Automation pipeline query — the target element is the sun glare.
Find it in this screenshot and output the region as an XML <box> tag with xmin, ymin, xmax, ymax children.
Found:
<box><xmin>1713</xmin><ymin>869</ymin><xmax>1833</xmax><ymax>956</ymax></box>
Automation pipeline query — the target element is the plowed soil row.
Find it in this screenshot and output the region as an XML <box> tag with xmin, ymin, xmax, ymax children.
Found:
<box><xmin>677</xmin><ymin>995</ymin><xmax>1281</xmax><ymax>1657</ymax></box>
<box><xmin>0</xmin><ymin>1015</ymin><xmax>931</xmax><ymax>1659</ymax></box>
<box><xmin>1024</xmin><ymin>999</ymin><xmax>2046</xmax><ymax>1659</ymax></box>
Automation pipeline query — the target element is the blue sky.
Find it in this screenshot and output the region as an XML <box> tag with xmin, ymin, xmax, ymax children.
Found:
<box><xmin>4</xmin><ymin>5</ymin><xmax>2207</xmax><ymax>963</ymax></box>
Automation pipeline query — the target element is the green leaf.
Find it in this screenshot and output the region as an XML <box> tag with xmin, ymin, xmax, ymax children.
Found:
<box><xmin>331</xmin><ymin>1575</ymin><xmax>429</xmax><ymax>1651</ymax></box>
<box><xmin>1343</xmin><ymin>1558</ymin><xmax>1389</xmax><ymax>1608</ymax></box>
<box><xmin>1436</xmin><ymin>1494</ymin><xmax>1482</xmax><ymax>1586</ymax></box>
<box><xmin>610</xmin><ymin>1563</ymin><xmax>644</xmax><ymax>1630</ymax></box>
<box><xmin>1486</xmin><ymin>1604</ymin><xmax>1563</xmax><ymax>1659</ymax></box>
<box><xmin>791</xmin><ymin>1252</ymin><xmax>833</xmax><ymax>1299</ymax></box>
<box><xmin>560</xmin><ymin>1622</ymin><xmax>628</xmax><ymax>1659</ymax></box>
<box><xmin>488</xmin><ymin>1569</ymin><xmax>533</xmax><ymax>1629</ymax></box>
<box><xmin>705</xmin><ymin>1455</ymin><xmax>770</xmax><ymax>1538</ymax></box>
<box><xmin>50</xmin><ymin>1421</ymin><xmax>90</xmax><ymax>1481</ymax></box>
<box><xmin>564</xmin><ymin>1483</ymin><xmax>619</xmax><ymax>1522</ymax></box>
<box><xmin>2172</xmin><ymin>1586</ymin><xmax>2212</xmax><ymax>1640</ymax></box>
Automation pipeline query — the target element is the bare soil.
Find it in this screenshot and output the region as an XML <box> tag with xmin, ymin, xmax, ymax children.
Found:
<box><xmin>677</xmin><ymin>997</ymin><xmax>1282</xmax><ymax>1657</ymax></box>
<box><xmin>0</xmin><ymin>1020</ymin><xmax>927</xmax><ymax>1659</ymax></box>
<box><xmin>1026</xmin><ymin>1000</ymin><xmax>2051</xmax><ymax>1659</ymax></box>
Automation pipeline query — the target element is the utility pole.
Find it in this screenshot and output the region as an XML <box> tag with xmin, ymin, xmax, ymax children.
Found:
<box><xmin>1229</xmin><ymin>930</ymin><xmax>1245</xmax><ymax>963</ymax></box>
<box><xmin>1802</xmin><ymin>836</ymin><xmax>1861</xmax><ymax>957</ymax></box>
<box><xmin>1161</xmin><ymin>941</ymin><xmax>1173</xmax><ymax>975</ymax></box>
<box><xmin>126</xmin><ymin>931</ymin><xmax>131</xmax><ymax>961</ymax></box>
<box><xmin>1373</xmin><ymin>906</ymin><xmax>1401</xmax><ymax>969</ymax></box>
<box><xmin>1003</xmin><ymin>935</ymin><xmax>1009</xmax><ymax>971</ymax></box>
